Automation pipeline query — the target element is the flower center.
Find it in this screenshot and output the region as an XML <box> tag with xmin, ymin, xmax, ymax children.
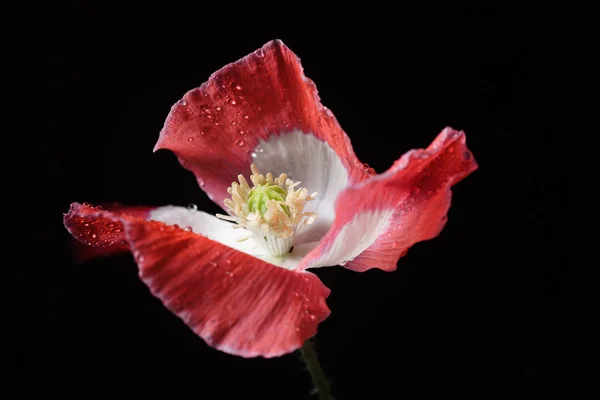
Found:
<box><xmin>216</xmin><ymin>164</ymin><xmax>317</xmax><ymax>257</ymax></box>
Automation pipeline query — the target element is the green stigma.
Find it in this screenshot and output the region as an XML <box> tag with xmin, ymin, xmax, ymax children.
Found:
<box><xmin>247</xmin><ymin>184</ymin><xmax>290</xmax><ymax>217</ymax></box>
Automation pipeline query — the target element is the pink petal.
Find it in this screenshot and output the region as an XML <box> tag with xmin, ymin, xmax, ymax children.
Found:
<box><xmin>64</xmin><ymin>203</ymin><xmax>331</xmax><ymax>358</ymax></box>
<box><xmin>298</xmin><ymin>127</ymin><xmax>478</xmax><ymax>272</ymax></box>
<box><xmin>154</xmin><ymin>39</ymin><xmax>369</xmax><ymax>209</ymax></box>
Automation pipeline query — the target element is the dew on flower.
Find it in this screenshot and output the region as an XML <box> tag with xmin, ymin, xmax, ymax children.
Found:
<box><xmin>62</xmin><ymin>40</ymin><xmax>478</xmax><ymax>371</ymax></box>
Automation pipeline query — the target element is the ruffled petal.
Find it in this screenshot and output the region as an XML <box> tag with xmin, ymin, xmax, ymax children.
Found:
<box><xmin>297</xmin><ymin>127</ymin><xmax>478</xmax><ymax>272</ymax></box>
<box><xmin>154</xmin><ymin>40</ymin><xmax>370</xmax><ymax>215</ymax></box>
<box><xmin>63</xmin><ymin>203</ymin><xmax>331</xmax><ymax>358</ymax></box>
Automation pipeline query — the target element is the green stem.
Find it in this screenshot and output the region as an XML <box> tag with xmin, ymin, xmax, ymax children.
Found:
<box><xmin>300</xmin><ymin>340</ymin><xmax>333</xmax><ymax>400</ymax></box>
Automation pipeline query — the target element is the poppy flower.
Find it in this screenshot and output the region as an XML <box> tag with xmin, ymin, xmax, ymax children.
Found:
<box><xmin>63</xmin><ymin>40</ymin><xmax>478</xmax><ymax>358</ymax></box>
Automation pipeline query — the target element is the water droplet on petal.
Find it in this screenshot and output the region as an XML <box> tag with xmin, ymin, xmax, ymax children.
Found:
<box><xmin>236</xmin><ymin>140</ymin><xmax>245</xmax><ymax>147</ymax></box>
<box><xmin>309</xmin><ymin>314</ymin><xmax>316</xmax><ymax>320</ymax></box>
<box><xmin>215</xmin><ymin>106</ymin><xmax>221</xmax><ymax>111</ymax></box>
<box><xmin>362</xmin><ymin>163</ymin><xmax>375</xmax><ymax>175</ymax></box>
<box><xmin>243</xmin><ymin>114</ymin><xmax>249</xmax><ymax>119</ymax></box>
<box><xmin>235</xmin><ymin>84</ymin><xmax>242</xmax><ymax>90</ymax></box>
<box><xmin>228</xmin><ymin>99</ymin><xmax>237</xmax><ymax>105</ymax></box>
<box><xmin>185</xmin><ymin>226</ymin><xmax>193</xmax><ymax>232</ymax></box>
<box><xmin>251</xmin><ymin>152</ymin><xmax>257</xmax><ymax>158</ymax></box>
<box><xmin>230</xmin><ymin>121</ymin><xmax>236</xmax><ymax>126</ymax></box>
<box><xmin>91</xmin><ymin>233</ymin><xmax>97</xmax><ymax>239</ymax></box>
<box><xmin>187</xmin><ymin>137</ymin><xmax>194</xmax><ymax>142</ymax></box>
<box><xmin>392</xmin><ymin>241</ymin><xmax>398</xmax><ymax>248</ymax></box>
<box><xmin>187</xmin><ymin>203</ymin><xmax>198</xmax><ymax>211</ymax></box>
<box><xmin>200</xmin><ymin>131</ymin><xmax>205</xmax><ymax>135</ymax></box>
<box><xmin>180</xmin><ymin>99</ymin><xmax>187</xmax><ymax>106</ymax></box>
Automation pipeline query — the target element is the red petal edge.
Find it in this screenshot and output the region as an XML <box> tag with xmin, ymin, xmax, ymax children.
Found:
<box><xmin>63</xmin><ymin>203</ymin><xmax>331</xmax><ymax>358</ymax></box>
<box><xmin>299</xmin><ymin>127</ymin><xmax>478</xmax><ymax>272</ymax></box>
<box><xmin>155</xmin><ymin>39</ymin><xmax>370</xmax><ymax>208</ymax></box>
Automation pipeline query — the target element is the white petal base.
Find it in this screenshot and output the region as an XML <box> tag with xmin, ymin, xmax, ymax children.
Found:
<box><xmin>306</xmin><ymin>208</ymin><xmax>395</xmax><ymax>268</ymax></box>
<box><xmin>251</xmin><ymin>130</ymin><xmax>349</xmax><ymax>245</ymax></box>
<box><xmin>148</xmin><ymin>206</ymin><xmax>319</xmax><ymax>270</ymax></box>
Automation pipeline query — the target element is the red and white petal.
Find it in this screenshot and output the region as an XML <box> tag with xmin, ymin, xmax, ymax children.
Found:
<box><xmin>148</xmin><ymin>205</ymin><xmax>320</xmax><ymax>270</ymax></box>
<box><xmin>64</xmin><ymin>203</ymin><xmax>331</xmax><ymax>358</ymax></box>
<box><xmin>148</xmin><ymin>206</ymin><xmax>263</xmax><ymax>258</ymax></box>
<box><xmin>297</xmin><ymin>127</ymin><xmax>478</xmax><ymax>272</ymax></box>
<box><xmin>154</xmin><ymin>40</ymin><xmax>370</xmax><ymax>220</ymax></box>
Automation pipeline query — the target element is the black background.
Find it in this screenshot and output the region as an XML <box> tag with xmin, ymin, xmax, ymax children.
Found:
<box><xmin>18</xmin><ymin>3</ymin><xmax>565</xmax><ymax>399</ymax></box>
